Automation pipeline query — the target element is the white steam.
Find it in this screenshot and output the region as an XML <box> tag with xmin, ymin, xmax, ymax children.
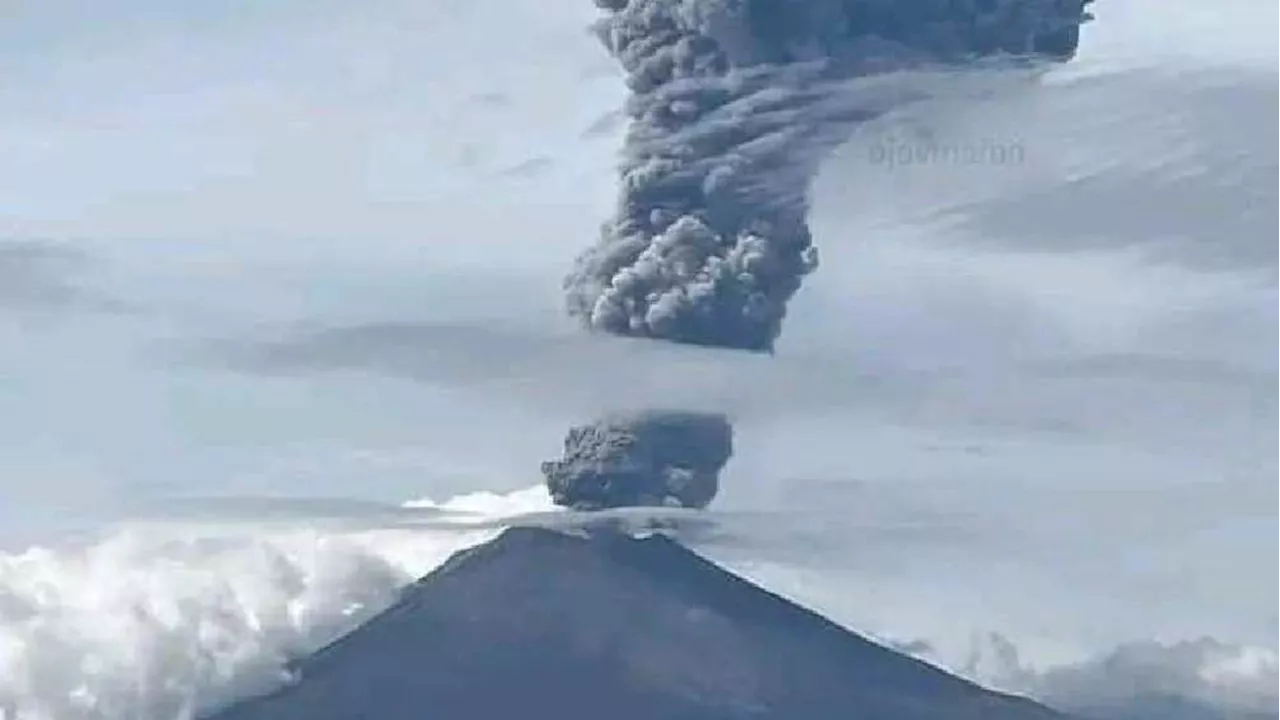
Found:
<box><xmin>0</xmin><ymin>487</ymin><xmax>555</xmax><ymax>720</ymax></box>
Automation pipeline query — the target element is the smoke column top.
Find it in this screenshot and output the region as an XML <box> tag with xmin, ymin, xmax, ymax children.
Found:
<box><xmin>566</xmin><ymin>0</ymin><xmax>1093</xmax><ymax>353</ymax></box>
<box><xmin>545</xmin><ymin>0</ymin><xmax>1093</xmax><ymax>512</ymax></box>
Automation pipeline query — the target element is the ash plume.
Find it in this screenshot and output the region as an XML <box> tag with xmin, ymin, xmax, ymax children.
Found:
<box><xmin>541</xmin><ymin>410</ymin><xmax>732</xmax><ymax>510</ymax></box>
<box><xmin>545</xmin><ymin>0</ymin><xmax>1092</xmax><ymax>510</ymax></box>
<box><xmin>566</xmin><ymin>0</ymin><xmax>1093</xmax><ymax>352</ymax></box>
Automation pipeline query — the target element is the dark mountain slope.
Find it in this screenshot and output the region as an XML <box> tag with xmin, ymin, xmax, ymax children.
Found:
<box><xmin>209</xmin><ymin>526</ymin><xmax>1069</xmax><ymax>720</ymax></box>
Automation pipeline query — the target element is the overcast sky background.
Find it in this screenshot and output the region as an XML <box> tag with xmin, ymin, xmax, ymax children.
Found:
<box><xmin>0</xmin><ymin>0</ymin><xmax>1276</xmax><ymax>715</ymax></box>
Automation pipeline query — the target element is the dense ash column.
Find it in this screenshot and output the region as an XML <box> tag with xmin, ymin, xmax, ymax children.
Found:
<box><xmin>541</xmin><ymin>411</ymin><xmax>732</xmax><ymax>510</ymax></box>
<box><xmin>545</xmin><ymin>0</ymin><xmax>1093</xmax><ymax>511</ymax></box>
<box><xmin>564</xmin><ymin>1</ymin><xmax>829</xmax><ymax>353</ymax></box>
<box><xmin>565</xmin><ymin>0</ymin><xmax>1093</xmax><ymax>353</ymax></box>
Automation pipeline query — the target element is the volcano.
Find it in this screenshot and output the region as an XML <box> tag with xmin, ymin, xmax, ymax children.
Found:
<box><xmin>208</xmin><ymin>526</ymin><xmax>1070</xmax><ymax>720</ymax></box>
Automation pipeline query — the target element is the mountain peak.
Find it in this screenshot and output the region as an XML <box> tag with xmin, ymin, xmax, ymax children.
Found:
<box><xmin>209</xmin><ymin>526</ymin><xmax>1068</xmax><ymax>720</ymax></box>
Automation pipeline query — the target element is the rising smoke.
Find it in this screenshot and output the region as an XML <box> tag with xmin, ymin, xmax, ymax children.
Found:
<box><xmin>543</xmin><ymin>0</ymin><xmax>1093</xmax><ymax>510</ymax></box>
<box><xmin>541</xmin><ymin>410</ymin><xmax>733</xmax><ymax>510</ymax></box>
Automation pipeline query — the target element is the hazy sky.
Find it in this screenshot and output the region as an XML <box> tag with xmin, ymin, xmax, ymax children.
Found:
<box><xmin>0</xmin><ymin>2</ymin><xmax>1275</xmax><ymax>715</ymax></box>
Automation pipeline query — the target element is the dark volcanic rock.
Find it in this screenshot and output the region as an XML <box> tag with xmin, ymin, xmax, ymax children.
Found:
<box><xmin>208</xmin><ymin>527</ymin><xmax>1070</xmax><ymax>720</ymax></box>
<box><xmin>541</xmin><ymin>410</ymin><xmax>733</xmax><ymax>510</ymax></box>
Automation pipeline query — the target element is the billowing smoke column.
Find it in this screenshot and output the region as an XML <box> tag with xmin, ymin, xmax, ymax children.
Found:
<box><xmin>541</xmin><ymin>411</ymin><xmax>732</xmax><ymax>510</ymax></box>
<box><xmin>567</xmin><ymin>0</ymin><xmax>1092</xmax><ymax>352</ymax></box>
<box><xmin>544</xmin><ymin>0</ymin><xmax>1092</xmax><ymax>510</ymax></box>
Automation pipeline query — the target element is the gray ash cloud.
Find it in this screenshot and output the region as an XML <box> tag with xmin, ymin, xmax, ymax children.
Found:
<box><xmin>565</xmin><ymin>0</ymin><xmax>1092</xmax><ymax>353</ymax></box>
<box><xmin>546</xmin><ymin>0</ymin><xmax>1092</xmax><ymax>511</ymax></box>
<box><xmin>541</xmin><ymin>410</ymin><xmax>732</xmax><ymax>510</ymax></box>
